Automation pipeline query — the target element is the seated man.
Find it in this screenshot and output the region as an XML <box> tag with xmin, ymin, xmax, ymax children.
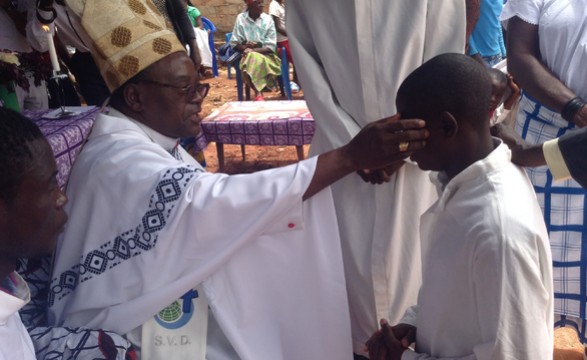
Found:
<box><xmin>0</xmin><ymin>107</ymin><xmax>133</xmax><ymax>359</ymax></box>
<box><xmin>367</xmin><ymin>53</ymin><xmax>553</xmax><ymax>359</ymax></box>
<box><xmin>47</xmin><ymin>1</ymin><xmax>429</xmax><ymax>359</ymax></box>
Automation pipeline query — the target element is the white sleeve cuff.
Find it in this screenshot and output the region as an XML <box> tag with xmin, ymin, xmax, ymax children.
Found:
<box><xmin>543</xmin><ymin>138</ymin><xmax>571</xmax><ymax>181</ymax></box>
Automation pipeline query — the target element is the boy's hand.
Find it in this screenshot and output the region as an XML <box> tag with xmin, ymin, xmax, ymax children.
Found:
<box><xmin>390</xmin><ymin>322</ymin><xmax>417</xmax><ymax>349</ymax></box>
<box><xmin>366</xmin><ymin>319</ymin><xmax>413</xmax><ymax>360</ymax></box>
<box><xmin>506</xmin><ymin>73</ymin><xmax>520</xmax><ymax>95</ymax></box>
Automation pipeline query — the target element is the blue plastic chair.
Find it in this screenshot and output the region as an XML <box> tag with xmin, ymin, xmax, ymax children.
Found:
<box><xmin>201</xmin><ymin>16</ymin><xmax>218</xmax><ymax>77</ymax></box>
<box><xmin>234</xmin><ymin>46</ymin><xmax>291</xmax><ymax>101</ymax></box>
<box><xmin>280</xmin><ymin>46</ymin><xmax>292</xmax><ymax>100</ymax></box>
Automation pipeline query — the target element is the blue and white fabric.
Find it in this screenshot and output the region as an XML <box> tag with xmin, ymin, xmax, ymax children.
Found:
<box><xmin>516</xmin><ymin>92</ymin><xmax>587</xmax><ymax>341</ymax></box>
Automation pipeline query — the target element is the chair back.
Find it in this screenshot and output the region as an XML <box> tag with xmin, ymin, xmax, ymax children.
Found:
<box><xmin>201</xmin><ymin>16</ymin><xmax>218</xmax><ymax>77</ymax></box>
<box><xmin>225</xmin><ymin>32</ymin><xmax>233</xmax><ymax>79</ymax></box>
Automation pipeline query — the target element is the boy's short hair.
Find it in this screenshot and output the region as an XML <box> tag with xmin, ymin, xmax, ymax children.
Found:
<box><xmin>397</xmin><ymin>53</ymin><xmax>491</xmax><ymax>127</ymax></box>
<box><xmin>0</xmin><ymin>107</ymin><xmax>44</xmax><ymax>203</ymax></box>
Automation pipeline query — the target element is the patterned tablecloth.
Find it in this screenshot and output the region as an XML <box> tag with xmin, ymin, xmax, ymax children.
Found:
<box><xmin>201</xmin><ymin>100</ymin><xmax>315</xmax><ymax>146</ymax></box>
<box><xmin>24</xmin><ymin>106</ymin><xmax>98</xmax><ymax>189</ymax></box>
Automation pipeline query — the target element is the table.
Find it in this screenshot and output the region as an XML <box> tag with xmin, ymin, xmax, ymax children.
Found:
<box><xmin>25</xmin><ymin>106</ymin><xmax>98</xmax><ymax>189</ymax></box>
<box><xmin>201</xmin><ymin>100</ymin><xmax>315</xmax><ymax>171</ymax></box>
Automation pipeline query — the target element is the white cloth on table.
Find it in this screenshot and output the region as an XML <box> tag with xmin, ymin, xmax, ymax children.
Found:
<box><xmin>400</xmin><ymin>142</ymin><xmax>553</xmax><ymax>360</ymax></box>
<box><xmin>0</xmin><ymin>272</ymin><xmax>35</xmax><ymax>360</ymax></box>
<box><xmin>287</xmin><ymin>0</ymin><xmax>466</xmax><ymax>355</ymax></box>
<box><xmin>48</xmin><ymin>108</ymin><xmax>352</xmax><ymax>360</ymax></box>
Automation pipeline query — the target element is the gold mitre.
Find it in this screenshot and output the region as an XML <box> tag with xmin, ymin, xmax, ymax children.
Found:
<box><xmin>66</xmin><ymin>0</ymin><xmax>186</xmax><ymax>92</ymax></box>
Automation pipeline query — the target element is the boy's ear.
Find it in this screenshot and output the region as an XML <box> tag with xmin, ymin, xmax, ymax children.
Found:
<box><xmin>440</xmin><ymin>111</ymin><xmax>458</xmax><ymax>138</ymax></box>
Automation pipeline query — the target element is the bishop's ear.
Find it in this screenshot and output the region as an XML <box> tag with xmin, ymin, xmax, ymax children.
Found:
<box><xmin>439</xmin><ymin>111</ymin><xmax>458</xmax><ymax>138</ymax></box>
<box><xmin>123</xmin><ymin>83</ymin><xmax>144</xmax><ymax>112</ymax></box>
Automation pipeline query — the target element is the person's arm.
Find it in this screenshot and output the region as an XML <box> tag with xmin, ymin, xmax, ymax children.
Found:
<box><xmin>502</xmin><ymin>74</ymin><xmax>520</xmax><ymax>110</ymax></box>
<box><xmin>303</xmin><ymin>117</ymin><xmax>428</xmax><ymax>200</ymax></box>
<box><xmin>165</xmin><ymin>0</ymin><xmax>201</xmax><ymax>67</ymax></box>
<box><xmin>491</xmin><ymin>123</ymin><xmax>546</xmax><ymax>167</ymax></box>
<box><xmin>271</xmin><ymin>15</ymin><xmax>287</xmax><ymax>37</ymax></box>
<box><xmin>557</xmin><ymin>127</ymin><xmax>587</xmax><ymax>188</ymax></box>
<box><xmin>506</xmin><ymin>17</ymin><xmax>587</xmax><ymax>127</ymax></box>
<box><xmin>492</xmin><ymin>123</ymin><xmax>587</xmax><ymax>188</ymax></box>
<box><xmin>470</xmin><ymin>229</ymin><xmax>552</xmax><ymax>360</ymax></box>
<box><xmin>465</xmin><ymin>0</ymin><xmax>480</xmax><ymax>47</ymax></box>
<box><xmin>229</xmin><ymin>14</ymin><xmax>248</xmax><ymax>52</ymax></box>
<box><xmin>244</xmin><ymin>17</ymin><xmax>277</xmax><ymax>55</ymax></box>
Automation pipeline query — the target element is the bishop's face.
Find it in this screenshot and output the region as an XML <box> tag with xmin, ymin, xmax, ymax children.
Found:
<box><xmin>137</xmin><ymin>52</ymin><xmax>206</xmax><ymax>139</ymax></box>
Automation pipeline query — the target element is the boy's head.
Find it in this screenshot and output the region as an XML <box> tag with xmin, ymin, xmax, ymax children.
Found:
<box><xmin>396</xmin><ymin>53</ymin><xmax>492</xmax><ymax>176</ymax></box>
<box><xmin>0</xmin><ymin>108</ymin><xmax>68</xmax><ymax>274</ymax></box>
<box><xmin>488</xmin><ymin>68</ymin><xmax>508</xmax><ymax>113</ymax></box>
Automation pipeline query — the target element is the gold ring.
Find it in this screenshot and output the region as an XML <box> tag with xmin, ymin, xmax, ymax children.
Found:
<box><xmin>398</xmin><ymin>141</ymin><xmax>409</xmax><ymax>152</ymax></box>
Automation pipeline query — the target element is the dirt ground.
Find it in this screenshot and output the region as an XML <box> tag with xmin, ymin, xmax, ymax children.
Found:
<box><xmin>198</xmin><ymin>65</ymin><xmax>309</xmax><ymax>174</ymax></box>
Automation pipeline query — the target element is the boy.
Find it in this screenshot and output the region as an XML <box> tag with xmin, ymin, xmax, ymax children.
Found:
<box><xmin>367</xmin><ymin>53</ymin><xmax>553</xmax><ymax>359</ymax></box>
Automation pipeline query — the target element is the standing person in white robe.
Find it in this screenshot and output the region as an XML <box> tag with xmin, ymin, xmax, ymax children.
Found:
<box><xmin>286</xmin><ymin>1</ymin><xmax>475</xmax><ymax>357</ymax></box>
<box><xmin>46</xmin><ymin>1</ymin><xmax>430</xmax><ymax>359</ymax></box>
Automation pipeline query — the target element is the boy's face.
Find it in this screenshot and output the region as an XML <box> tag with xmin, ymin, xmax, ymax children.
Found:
<box><xmin>397</xmin><ymin>95</ymin><xmax>451</xmax><ymax>172</ymax></box>
<box><xmin>0</xmin><ymin>139</ymin><xmax>68</xmax><ymax>260</ymax></box>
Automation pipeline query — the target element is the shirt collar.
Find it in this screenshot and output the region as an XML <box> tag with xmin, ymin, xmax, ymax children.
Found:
<box><xmin>430</xmin><ymin>138</ymin><xmax>510</xmax><ymax>204</ymax></box>
<box><xmin>0</xmin><ymin>272</ymin><xmax>30</xmax><ymax>325</ymax></box>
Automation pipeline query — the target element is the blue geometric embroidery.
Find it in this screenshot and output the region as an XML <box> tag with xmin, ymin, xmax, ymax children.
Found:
<box><xmin>48</xmin><ymin>166</ymin><xmax>200</xmax><ymax>307</ymax></box>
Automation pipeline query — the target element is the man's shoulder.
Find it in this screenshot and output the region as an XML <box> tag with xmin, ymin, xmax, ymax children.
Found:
<box><xmin>268</xmin><ymin>1</ymin><xmax>281</xmax><ymax>13</ymax></box>
<box><xmin>259</xmin><ymin>12</ymin><xmax>274</xmax><ymax>23</ymax></box>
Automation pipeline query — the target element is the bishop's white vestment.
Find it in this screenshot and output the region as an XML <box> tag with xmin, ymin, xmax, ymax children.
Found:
<box><xmin>48</xmin><ymin>108</ymin><xmax>352</xmax><ymax>360</ymax></box>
